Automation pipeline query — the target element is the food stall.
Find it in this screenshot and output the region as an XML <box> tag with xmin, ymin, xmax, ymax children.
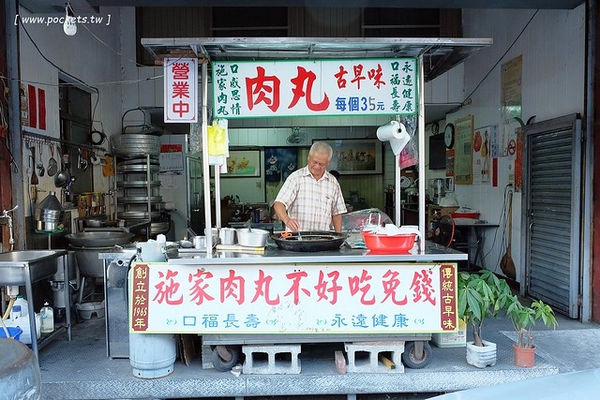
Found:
<box><xmin>127</xmin><ymin>37</ymin><xmax>491</xmax><ymax>373</ymax></box>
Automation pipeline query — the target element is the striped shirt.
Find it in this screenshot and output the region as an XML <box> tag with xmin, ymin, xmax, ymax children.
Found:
<box><xmin>275</xmin><ymin>167</ymin><xmax>347</xmax><ymax>231</ymax></box>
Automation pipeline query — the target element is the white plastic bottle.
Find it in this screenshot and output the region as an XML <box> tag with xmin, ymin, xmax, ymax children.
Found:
<box><xmin>40</xmin><ymin>302</ymin><xmax>54</xmax><ymax>334</ymax></box>
<box><xmin>10</xmin><ymin>304</ymin><xmax>22</xmax><ymax>321</ymax></box>
<box><xmin>13</xmin><ymin>295</ymin><xmax>28</xmax><ymax>317</ymax></box>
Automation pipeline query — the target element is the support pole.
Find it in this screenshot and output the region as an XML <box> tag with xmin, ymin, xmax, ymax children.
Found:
<box><xmin>418</xmin><ymin>55</ymin><xmax>426</xmax><ymax>253</ymax></box>
<box><xmin>201</xmin><ymin>61</ymin><xmax>212</xmax><ymax>257</ymax></box>
<box><xmin>395</xmin><ymin>154</ymin><xmax>401</xmax><ymax>226</ymax></box>
<box><xmin>6</xmin><ymin>0</ymin><xmax>25</xmax><ymax>250</ymax></box>
<box><xmin>214</xmin><ymin>166</ymin><xmax>221</xmax><ymax>228</ymax></box>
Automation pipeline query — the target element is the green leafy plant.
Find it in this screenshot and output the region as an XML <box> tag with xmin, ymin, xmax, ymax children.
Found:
<box><xmin>457</xmin><ymin>270</ymin><xmax>512</xmax><ymax>347</ymax></box>
<box><xmin>506</xmin><ymin>297</ymin><xmax>558</xmax><ymax>349</ymax></box>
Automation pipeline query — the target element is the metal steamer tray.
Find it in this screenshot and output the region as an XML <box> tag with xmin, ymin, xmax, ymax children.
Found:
<box><xmin>117</xmin><ymin>181</ymin><xmax>161</xmax><ymax>188</ymax></box>
<box><xmin>118</xmin><ymin>210</ymin><xmax>162</xmax><ymax>219</ymax></box>
<box><xmin>118</xmin><ymin>196</ymin><xmax>163</xmax><ymax>203</ymax></box>
<box><xmin>117</xmin><ymin>164</ymin><xmax>160</xmax><ymax>173</ymax></box>
<box><xmin>271</xmin><ymin>231</ymin><xmax>347</xmax><ymax>252</ymax></box>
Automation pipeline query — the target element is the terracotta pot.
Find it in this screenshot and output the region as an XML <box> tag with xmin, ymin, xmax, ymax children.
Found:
<box><xmin>513</xmin><ymin>343</ymin><xmax>536</xmax><ymax>367</ymax></box>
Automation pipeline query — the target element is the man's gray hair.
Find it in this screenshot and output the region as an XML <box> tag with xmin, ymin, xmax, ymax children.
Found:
<box><xmin>309</xmin><ymin>141</ymin><xmax>333</xmax><ymax>161</ymax></box>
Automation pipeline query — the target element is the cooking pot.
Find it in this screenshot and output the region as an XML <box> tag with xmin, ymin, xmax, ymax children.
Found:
<box><xmin>236</xmin><ymin>228</ymin><xmax>269</xmax><ymax>247</ymax></box>
<box><xmin>271</xmin><ymin>231</ymin><xmax>347</xmax><ymax>252</ymax></box>
<box><xmin>219</xmin><ymin>228</ymin><xmax>237</xmax><ymax>245</ymax></box>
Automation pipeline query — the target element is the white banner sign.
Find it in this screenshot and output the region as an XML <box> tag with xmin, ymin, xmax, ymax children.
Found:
<box><xmin>164</xmin><ymin>58</ymin><xmax>198</xmax><ymax>123</ymax></box>
<box><xmin>212</xmin><ymin>59</ymin><xmax>417</xmax><ymax>118</ymax></box>
<box><xmin>130</xmin><ymin>263</ymin><xmax>457</xmax><ymax>335</ymax></box>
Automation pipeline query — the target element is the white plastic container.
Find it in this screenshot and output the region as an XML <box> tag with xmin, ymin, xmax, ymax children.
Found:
<box><xmin>10</xmin><ymin>305</ymin><xmax>22</xmax><ymax>321</ymax></box>
<box><xmin>13</xmin><ymin>296</ymin><xmax>28</xmax><ymax>317</ymax></box>
<box><xmin>432</xmin><ymin>318</ymin><xmax>467</xmax><ymax>348</ymax></box>
<box><xmin>40</xmin><ymin>302</ymin><xmax>54</xmax><ymax>334</ymax></box>
<box><xmin>3</xmin><ymin>313</ymin><xmax>42</xmax><ymax>344</ymax></box>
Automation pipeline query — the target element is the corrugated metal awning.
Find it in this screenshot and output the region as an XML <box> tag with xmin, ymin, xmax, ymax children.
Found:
<box><xmin>141</xmin><ymin>37</ymin><xmax>492</xmax><ymax>82</ymax></box>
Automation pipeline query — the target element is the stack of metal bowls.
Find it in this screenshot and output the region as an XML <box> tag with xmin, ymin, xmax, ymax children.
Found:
<box><xmin>34</xmin><ymin>191</ymin><xmax>63</xmax><ymax>231</ymax></box>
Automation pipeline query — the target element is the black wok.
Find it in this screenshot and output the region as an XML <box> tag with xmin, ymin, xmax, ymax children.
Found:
<box><xmin>271</xmin><ymin>231</ymin><xmax>347</xmax><ymax>252</ymax></box>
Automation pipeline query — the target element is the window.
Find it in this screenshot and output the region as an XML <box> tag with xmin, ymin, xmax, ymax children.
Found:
<box><xmin>59</xmin><ymin>82</ymin><xmax>93</xmax><ymax>194</ymax></box>
<box><xmin>362</xmin><ymin>8</ymin><xmax>441</xmax><ymax>37</ymax></box>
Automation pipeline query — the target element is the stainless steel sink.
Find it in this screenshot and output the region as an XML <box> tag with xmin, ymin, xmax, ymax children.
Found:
<box><xmin>0</xmin><ymin>250</ymin><xmax>66</xmax><ymax>285</ymax></box>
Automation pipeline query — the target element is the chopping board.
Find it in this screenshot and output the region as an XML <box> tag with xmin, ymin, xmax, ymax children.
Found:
<box><xmin>216</xmin><ymin>244</ymin><xmax>265</xmax><ymax>254</ymax></box>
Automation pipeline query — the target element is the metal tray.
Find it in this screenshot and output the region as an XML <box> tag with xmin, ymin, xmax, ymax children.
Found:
<box><xmin>270</xmin><ymin>231</ymin><xmax>347</xmax><ymax>252</ymax></box>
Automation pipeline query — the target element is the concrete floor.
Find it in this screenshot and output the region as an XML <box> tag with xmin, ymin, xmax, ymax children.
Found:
<box><xmin>36</xmin><ymin>310</ymin><xmax>600</xmax><ymax>400</ymax></box>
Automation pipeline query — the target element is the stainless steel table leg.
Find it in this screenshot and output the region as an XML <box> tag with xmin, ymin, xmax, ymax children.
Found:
<box><xmin>78</xmin><ymin>275</ymin><xmax>86</xmax><ymax>305</ymax></box>
<box><xmin>63</xmin><ymin>255</ymin><xmax>71</xmax><ymax>341</ymax></box>
<box><xmin>24</xmin><ymin>264</ymin><xmax>38</xmax><ymax>358</ymax></box>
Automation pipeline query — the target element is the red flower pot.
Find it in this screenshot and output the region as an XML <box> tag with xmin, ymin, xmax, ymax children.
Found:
<box><xmin>513</xmin><ymin>343</ymin><xmax>536</xmax><ymax>367</ymax></box>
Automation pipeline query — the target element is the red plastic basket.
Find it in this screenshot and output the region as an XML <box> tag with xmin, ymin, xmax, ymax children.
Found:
<box><xmin>360</xmin><ymin>231</ymin><xmax>416</xmax><ymax>253</ymax></box>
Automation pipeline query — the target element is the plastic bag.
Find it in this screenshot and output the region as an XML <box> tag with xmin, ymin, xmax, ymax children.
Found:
<box><xmin>341</xmin><ymin>208</ymin><xmax>393</xmax><ymax>232</ymax></box>
<box><xmin>207</xmin><ymin>120</ymin><xmax>228</xmax><ymax>156</ymax></box>
<box><xmin>398</xmin><ymin>116</ymin><xmax>419</xmax><ymax>169</ymax></box>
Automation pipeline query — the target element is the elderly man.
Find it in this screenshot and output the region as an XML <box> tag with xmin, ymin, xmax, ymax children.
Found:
<box><xmin>274</xmin><ymin>141</ymin><xmax>347</xmax><ymax>232</ymax></box>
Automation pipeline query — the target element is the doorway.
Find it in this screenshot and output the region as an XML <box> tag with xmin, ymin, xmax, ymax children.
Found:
<box><xmin>522</xmin><ymin>114</ymin><xmax>582</xmax><ymax>318</ymax></box>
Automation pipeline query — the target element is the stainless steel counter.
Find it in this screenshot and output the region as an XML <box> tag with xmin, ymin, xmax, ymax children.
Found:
<box><xmin>167</xmin><ymin>240</ymin><xmax>466</xmax><ymax>265</ymax></box>
<box><xmin>0</xmin><ymin>249</ymin><xmax>70</xmax><ymax>357</ymax></box>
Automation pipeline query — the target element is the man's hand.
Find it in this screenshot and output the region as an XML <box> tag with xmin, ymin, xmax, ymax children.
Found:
<box><xmin>285</xmin><ymin>218</ymin><xmax>300</xmax><ymax>232</ymax></box>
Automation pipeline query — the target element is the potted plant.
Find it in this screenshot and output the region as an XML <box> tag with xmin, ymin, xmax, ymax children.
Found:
<box><xmin>506</xmin><ymin>297</ymin><xmax>558</xmax><ymax>367</ymax></box>
<box><xmin>457</xmin><ymin>270</ymin><xmax>511</xmax><ymax>368</ymax></box>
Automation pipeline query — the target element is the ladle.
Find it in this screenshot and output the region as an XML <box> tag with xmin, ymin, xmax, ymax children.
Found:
<box><xmin>30</xmin><ymin>146</ymin><xmax>39</xmax><ymax>185</ymax></box>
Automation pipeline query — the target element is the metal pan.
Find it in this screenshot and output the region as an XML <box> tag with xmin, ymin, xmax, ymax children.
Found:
<box><xmin>271</xmin><ymin>231</ymin><xmax>347</xmax><ymax>252</ymax></box>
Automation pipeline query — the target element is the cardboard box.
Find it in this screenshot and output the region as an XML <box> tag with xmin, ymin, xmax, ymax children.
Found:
<box><xmin>432</xmin><ymin>318</ymin><xmax>466</xmax><ymax>348</ymax></box>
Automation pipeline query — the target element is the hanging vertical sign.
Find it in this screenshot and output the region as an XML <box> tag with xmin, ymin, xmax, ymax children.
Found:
<box><xmin>164</xmin><ymin>58</ymin><xmax>198</xmax><ymax>123</ymax></box>
<box><xmin>212</xmin><ymin>59</ymin><xmax>417</xmax><ymax>118</ymax></box>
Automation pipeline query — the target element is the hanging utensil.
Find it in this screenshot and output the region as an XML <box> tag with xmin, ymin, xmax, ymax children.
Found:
<box><xmin>78</xmin><ymin>148</ymin><xmax>88</xmax><ymax>171</ymax></box>
<box><xmin>36</xmin><ymin>145</ymin><xmax>45</xmax><ymax>177</ymax></box>
<box><xmin>30</xmin><ymin>146</ymin><xmax>39</xmax><ymax>185</ymax></box>
<box><xmin>500</xmin><ymin>190</ymin><xmax>516</xmax><ymax>279</ymax></box>
<box><xmin>47</xmin><ymin>143</ymin><xmax>58</xmax><ymax>176</ymax></box>
<box><xmin>54</xmin><ymin>147</ymin><xmax>68</xmax><ymax>188</ymax></box>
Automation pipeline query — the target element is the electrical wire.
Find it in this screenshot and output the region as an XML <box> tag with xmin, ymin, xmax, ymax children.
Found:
<box><xmin>0</xmin><ymin>75</ymin><xmax>163</xmax><ymax>88</ymax></box>
<box><xmin>480</xmin><ymin>184</ymin><xmax>513</xmax><ymax>273</ymax></box>
<box><xmin>18</xmin><ymin>18</ymin><xmax>99</xmax><ymax>97</ymax></box>
<box><xmin>462</xmin><ymin>10</ymin><xmax>539</xmax><ymax>105</ymax></box>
